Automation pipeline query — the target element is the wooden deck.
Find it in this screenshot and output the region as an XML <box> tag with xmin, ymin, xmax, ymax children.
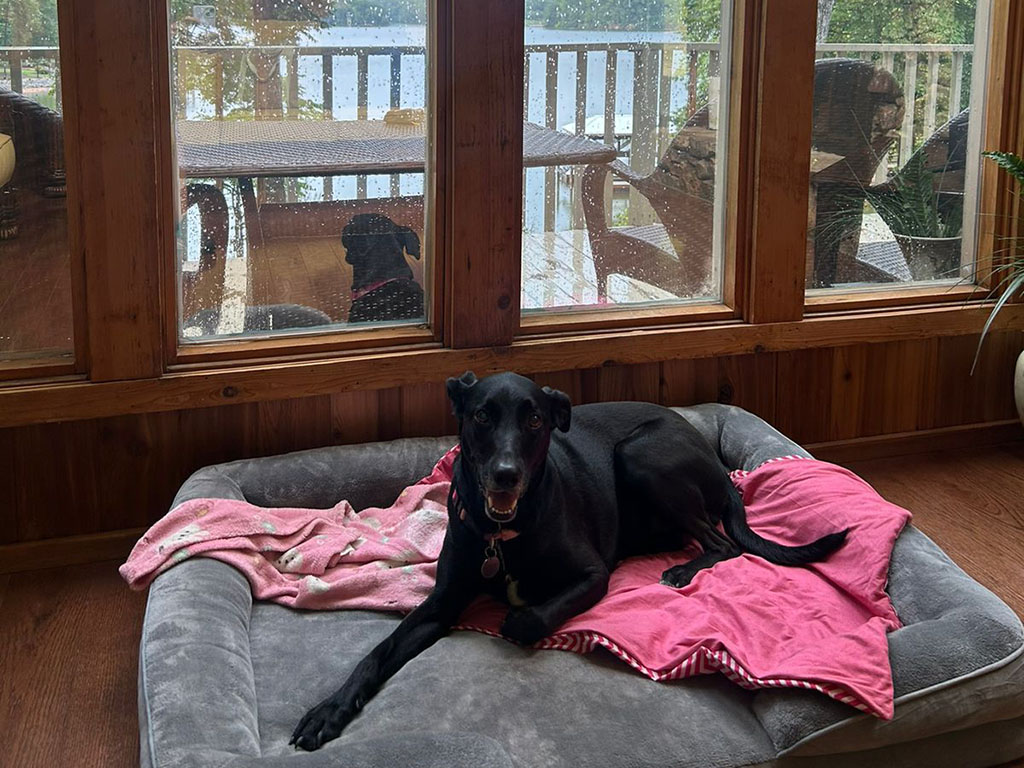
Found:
<box><xmin>183</xmin><ymin>229</ymin><xmax>677</xmax><ymax>334</ymax></box>
<box><xmin>0</xmin><ymin>194</ymin><xmax>73</xmax><ymax>358</ymax></box>
<box><xmin>2</xmin><ymin>208</ymin><xmax>905</xmax><ymax>347</ymax></box>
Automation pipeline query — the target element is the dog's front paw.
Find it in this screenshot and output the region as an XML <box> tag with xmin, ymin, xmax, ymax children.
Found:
<box><xmin>660</xmin><ymin>564</ymin><xmax>698</xmax><ymax>589</ymax></box>
<box><xmin>290</xmin><ymin>692</ymin><xmax>360</xmax><ymax>751</ymax></box>
<box><xmin>501</xmin><ymin>607</ymin><xmax>549</xmax><ymax>645</ymax></box>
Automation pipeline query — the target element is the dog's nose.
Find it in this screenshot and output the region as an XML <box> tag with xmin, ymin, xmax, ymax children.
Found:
<box><xmin>492</xmin><ymin>463</ymin><xmax>521</xmax><ymax>490</ymax></box>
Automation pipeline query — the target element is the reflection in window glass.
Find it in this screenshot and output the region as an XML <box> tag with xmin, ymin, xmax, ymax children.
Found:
<box><xmin>0</xmin><ymin>0</ymin><xmax>72</xmax><ymax>362</ymax></box>
<box><xmin>808</xmin><ymin>0</ymin><xmax>988</xmax><ymax>292</ymax></box>
<box><xmin>520</xmin><ymin>1</ymin><xmax>731</xmax><ymax>315</ymax></box>
<box><xmin>171</xmin><ymin>0</ymin><xmax>429</xmax><ymax>342</ymax></box>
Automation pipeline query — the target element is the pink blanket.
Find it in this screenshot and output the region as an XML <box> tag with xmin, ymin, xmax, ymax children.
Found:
<box><xmin>122</xmin><ymin>451</ymin><xmax>909</xmax><ymax>719</ymax></box>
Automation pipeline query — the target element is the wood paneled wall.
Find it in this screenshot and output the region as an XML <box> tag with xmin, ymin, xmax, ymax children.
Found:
<box><xmin>1</xmin><ymin>330</ymin><xmax>1021</xmax><ymax>545</ymax></box>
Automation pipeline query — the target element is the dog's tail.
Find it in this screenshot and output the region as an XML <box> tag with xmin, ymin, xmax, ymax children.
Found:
<box><xmin>721</xmin><ymin>483</ymin><xmax>849</xmax><ymax>565</ymax></box>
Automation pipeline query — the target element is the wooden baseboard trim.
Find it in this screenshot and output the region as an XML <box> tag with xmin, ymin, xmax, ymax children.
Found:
<box><xmin>807</xmin><ymin>420</ymin><xmax>1024</xmax><ymax>464</ymax></box>
<box><xmin>0</xmin><ymin>527</ymin><xmax>145</xmax><ymax>575</ymax></box>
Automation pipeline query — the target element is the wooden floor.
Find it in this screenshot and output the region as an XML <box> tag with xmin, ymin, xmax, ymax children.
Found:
<box><xmin>185</xmin><ymin>230</ymin><xmax>678</xmax><ymax>332</ymax></box>
<box><xmin>1</xmin><ymin>441</ymin><xmax>1022</xmax><ymax>768</ymax></box>
<box><xmin>0</xmin><ymin>193</ymin><xmax>73</xmax><ymax>357</ymax></box>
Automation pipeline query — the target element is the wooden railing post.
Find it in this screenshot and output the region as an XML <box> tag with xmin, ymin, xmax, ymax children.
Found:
<box><xmin>570</xmin><ymin>49</ymin><xmax>588</xmax><ymax>229</ymax></box>
<box><xmin>951</xmin><ymin>51</ymin><xmax>965</xmax><ymax>113</ymax></box>
<box><xmin>214</xmin><ymin>52</ymin><xmax>224</xmax><ymax>119</ymax></box>
<box><xmin>544</xmin><ymin>49</ymin><xmax>558</xmax><ymax>232</ymax></box>
<box><xmin>390</xmin><ymin>49</ymin><xmax>402</xmax><ymax>197</ymax></box>
<box><xmin>322</xmin><ymin>52</ymin><xmax>333</xmax><ymax>118</ymax></box>
<box><xmin>629</xmin><ymin>45</ymin><xmax>659</xmax><ymax>226</ymax></box>
<box><xmin>924</xmin><ymin>51</ymin><xmax>939</xmax><ymax>139</ymax></box>
<box><xmin>901</xmin><ymin>52</ymin><xmax>918</xmax><ymax>164</ymax></box>
<box><xmin>657</xmin><ymin>45</ymin><xmax>673</xmax><ymax>155</ymax></box>
<box><xmin>10</xmin><ymin>50</ymin><xmax>22</xmax><ymax>93</ymax></box>
<box><xmin>286</xmin><ymin>48</ymin><xmax>299</xmax><ymax>118</ymax></box>
<box><xmin>603</xmin><ymin>49</ymin><xmax>617</xmax><ymax>223</ymax></box>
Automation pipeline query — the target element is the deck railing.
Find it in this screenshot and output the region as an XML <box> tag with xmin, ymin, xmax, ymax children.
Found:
<box><xmin>0</xmin><ymin>41</ymin><xmax>975</xmax><ymax>231</ymax></box>
<box><xmin>0</xmin><ymin>46</ymin><xmax>62</xmax><ymax>111</ymax></box>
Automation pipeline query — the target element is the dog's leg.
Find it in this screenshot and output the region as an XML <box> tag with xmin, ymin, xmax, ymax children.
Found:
<box><xmin>501</xmin><ymin>558</ymin><xmax>609</xmax><ymax>645</ymax></box>
<box><xmin>290</xmin><ymin>530</ymin><xmax>477</xmax><ymax>751</ymax></box>
<box><xmin>660</xmin><ymin>550</ymin><xmax>738</xmax><ymax>588</ymax></box>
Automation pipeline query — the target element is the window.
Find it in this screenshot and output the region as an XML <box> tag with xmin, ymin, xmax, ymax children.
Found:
<box><xmin>806</xmin><ymin>0</ymin><xmax>990</xmax><ymax>293</ymax></box>
<box><xmin>521</xmin><ymin>0</ymin><xmax>731</xmax><ymax>315</ymax></box>
<box><xmin>1</xmin><ymin>0</ymin><xmax>1022</xmax><ymax>425</ymax></box>
<box><xmin>170</xmin><ymin>0</ymin><xmax>431</xmax><ymax>343</ymax></box>
<box><xmin>0</xmin><ymin>0</ymin><xmax>73</xmax><ymax>365</ymax></box>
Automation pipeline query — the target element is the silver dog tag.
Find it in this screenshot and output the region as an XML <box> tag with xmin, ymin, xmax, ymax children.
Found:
<box><xmin>481</xmin><ymin>556</ymin><xmax>500</xmax><ymax>579</ymax></box>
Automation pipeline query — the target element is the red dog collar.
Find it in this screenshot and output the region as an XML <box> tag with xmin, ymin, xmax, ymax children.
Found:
<box><xmin>351</xmin><ymin>277</ymin><xmax>400</xmax><ymax>302</ymax></box>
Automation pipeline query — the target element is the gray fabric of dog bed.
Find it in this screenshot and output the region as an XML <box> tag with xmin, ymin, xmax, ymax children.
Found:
<box><xmin>138</xmin><ymin>404</ymin><xmax>1024</xmax><ymax>768</ymax></box>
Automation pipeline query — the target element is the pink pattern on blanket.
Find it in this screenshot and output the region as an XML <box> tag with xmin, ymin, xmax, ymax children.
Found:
<box><xmin>121</xmin><ymin>451</ymin><xmax>908</xmax><ymax>719</ymax></box>
<box><xmin>120</xmin><ymin>448</ymin><xmax>459</xmax><ymax>612</ymax></box>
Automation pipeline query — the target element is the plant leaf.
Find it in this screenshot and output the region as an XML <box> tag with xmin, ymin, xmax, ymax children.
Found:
<box><xmin>982</xmin><ymin>151</ymin><xmax>1024</xmax><ymax>191</ymax></box>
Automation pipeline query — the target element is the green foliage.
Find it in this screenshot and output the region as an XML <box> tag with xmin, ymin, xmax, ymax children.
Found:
<box><xmin>983</xmin><ymin>150</ymin><xmax>1024</xmax><ymax>190</ymax></box>
<box><xmin>824</xmin><ymin>0</ymin><xmax>975</xmax><ymax>44</ymax></box>
<box><xmin>331</xmin><ymin>0</ymin><xmax>424</xmax><ymax>26</ymax></box>
<box><xmin>973</xmin><ymin>151</ymin><xmax>1024</xmax><ymax>373</ymax></box>
<box><xmin>0</xmin><ymin>0</ymin><xmax>58</xmax><ymax>47</ymax></box>
<box><xmin>671</xmin><ymin>0</ymin><xmax>719</xmax><ymax>41</ymax></box>
<box><xmin>864</xmin><ymin>153</ymin><xmax>963</xmax><ymax>238</ymax></box>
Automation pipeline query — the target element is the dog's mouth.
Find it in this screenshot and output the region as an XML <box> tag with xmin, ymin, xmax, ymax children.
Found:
<box><xmin>484</xmin><ymin>490</ymin><xmax>519</xmax><ymax>523</ymax></box>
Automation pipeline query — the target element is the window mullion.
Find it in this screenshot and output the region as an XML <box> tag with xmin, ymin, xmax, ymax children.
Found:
<box><xmin>745</xmin><ymin>0</ymin><xmax>817</xmax><ymax>324</ymax></box>
<box><xmin>443</xmin><ymin>0</ymin><xmax>524</xmax><ymax>349</ymax></box>
<box><xmin>74</xmin><ymin>0</ymin><xmax>165</xmax><ymax>381</ymax></box>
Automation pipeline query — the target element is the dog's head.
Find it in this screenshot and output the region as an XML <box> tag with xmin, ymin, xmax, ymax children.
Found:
<box><xmin>341</xmin><ymin>213</ymin><xmax>420</xmax><ymax>289</ymax></box>
<box><xmin>446</xmin><ymin>371</ymin><xmax>571</xmax><ymax>526</ymax></box>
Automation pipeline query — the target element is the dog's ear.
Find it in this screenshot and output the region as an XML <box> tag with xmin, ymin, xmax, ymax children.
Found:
<box><xmin>395</xmin><ymin>226</ymin><xmax>421</xmax><ymax>260</ymax></box>
<box><xmin>542</xmin><ymin>386</ymin><xmax>572</xmax><ymax>432</ymax></box>
<box><xmin>446</xmin><ymin>371</ymin><xmax>478</xmax><ymax>418</ymax></box>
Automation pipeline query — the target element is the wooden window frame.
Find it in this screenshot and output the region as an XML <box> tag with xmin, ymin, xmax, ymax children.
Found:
<box><xmin>0</xmin><ymin>0</ymin><xmax>87</xmax><ymax>385</ymax></box>
<box><xmin>805</xmin><ymin>0</ymin><xmax>1024</xmax><ymax>313</ymax></box>
<box><xmin>0</xmin><ymin>0</ymin><xmax>1021</xmax><ymax>426</ymax></box>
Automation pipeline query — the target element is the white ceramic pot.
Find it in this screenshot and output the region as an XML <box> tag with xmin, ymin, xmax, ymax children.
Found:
<box><xmin>1016</xmin><ymin>350</ymin><xmax>1024</xmax><ymax>426</ymax></box>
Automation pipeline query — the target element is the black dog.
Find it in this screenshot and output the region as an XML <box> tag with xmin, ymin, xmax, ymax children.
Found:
<box><xmin>291</xmin><ymin>372</ymin><xmax>848</xmax><ymax>751</ymax></box>
<box><xmin>342</xmin><ymin>213</ymin><xmax>424</xmax><ymax>324</ymax></box>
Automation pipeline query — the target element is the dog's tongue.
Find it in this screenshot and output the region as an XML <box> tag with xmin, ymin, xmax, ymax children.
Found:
<box><xmin>487</xmin><ymin>491</ymin><xmax>518</xmax><ymax>512</ymax></box>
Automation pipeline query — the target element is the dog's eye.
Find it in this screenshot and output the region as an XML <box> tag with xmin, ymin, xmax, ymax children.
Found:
<box><xmin>527</xmin><ymin>413</ymin><xmax>543</xmax><ymax>430</ymax></box>
<box><xmin>473</xmin><ymin>409</ymin><xmax>489</xmax><ymax>425</ymax></box>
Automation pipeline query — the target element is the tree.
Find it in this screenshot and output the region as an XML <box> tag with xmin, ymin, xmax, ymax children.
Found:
<box><xmin>0</xmin><ymin>0</ymin><xmax>57</xmax><ymax>47</ymax></box>
<box><xmin>824</xmin><ymin>0</ymin><xmax>975</xmax><ymax>44</ymax></box>
<box><xmin>817</xmin><ymin>0</ymin><xmax>837</xmax><ymax>42</ymax></box>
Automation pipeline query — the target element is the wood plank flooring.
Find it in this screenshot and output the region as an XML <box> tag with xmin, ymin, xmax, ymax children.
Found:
<box><xmin>1</xmin><ymin>441</ymin><xmax>1022</xmax><ymax>768</ymax></box>
<box><xmin>846</xmin><ymin>443</ymin><xmax>1024</xmax><ymax>619</ymax></box>
<box><xmin>0</xmin><ymin>193</ymin><xmax>73</xmax><ymax>357</ymax></box>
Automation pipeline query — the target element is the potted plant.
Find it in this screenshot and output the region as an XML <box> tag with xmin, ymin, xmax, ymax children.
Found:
<box><xmin>972</xmin><ymin>150</ymin><xmax>1024</xmax><ymax>425</ymax></box>
<box><xmin>863</xmin><ymin>152</ymin><xmax>964</xmax><ymax>281</ymax></box>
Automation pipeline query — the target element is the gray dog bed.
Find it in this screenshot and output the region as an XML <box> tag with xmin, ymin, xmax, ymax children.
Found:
<box><xmin>137</xmin><ymin>404</ymin><xmax>1024</xmax><ymax>768</ymax></box>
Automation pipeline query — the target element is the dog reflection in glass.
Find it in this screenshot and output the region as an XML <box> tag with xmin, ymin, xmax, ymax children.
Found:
<box><xmin>342</xmin><ymin>213</ymin><xmax>424</xmax><ymax>324</ymax></box>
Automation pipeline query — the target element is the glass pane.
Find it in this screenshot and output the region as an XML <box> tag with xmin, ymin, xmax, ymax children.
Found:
<box><xmin>807</xmin><ymin>0</ymin><xmax>989</xmax><ymax>292</ymax></box>
<box><xmin>521</xmin><ymin>2</ymin><xmax>731</xmax><ymax>315</ymax></box>
<box><xmin>0</xmin><ymin>1</ymin><xmax>73</xmax><ymax>362</ymax></box>
<box><xmin>171</xmin><ymin>1</ymin><xmax>429</xmax><ymax>343</ymax></box>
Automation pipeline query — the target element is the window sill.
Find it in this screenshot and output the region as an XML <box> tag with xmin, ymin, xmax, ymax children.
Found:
<box><xmin>805</xmin><ymin>283</ymin><xmax>981</xmax><ymax>313</ymax></box>
<box><xmin>1</xmin><ymin>300</ymin><xmax>1020</xmax><ymax>429</ymax></box>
